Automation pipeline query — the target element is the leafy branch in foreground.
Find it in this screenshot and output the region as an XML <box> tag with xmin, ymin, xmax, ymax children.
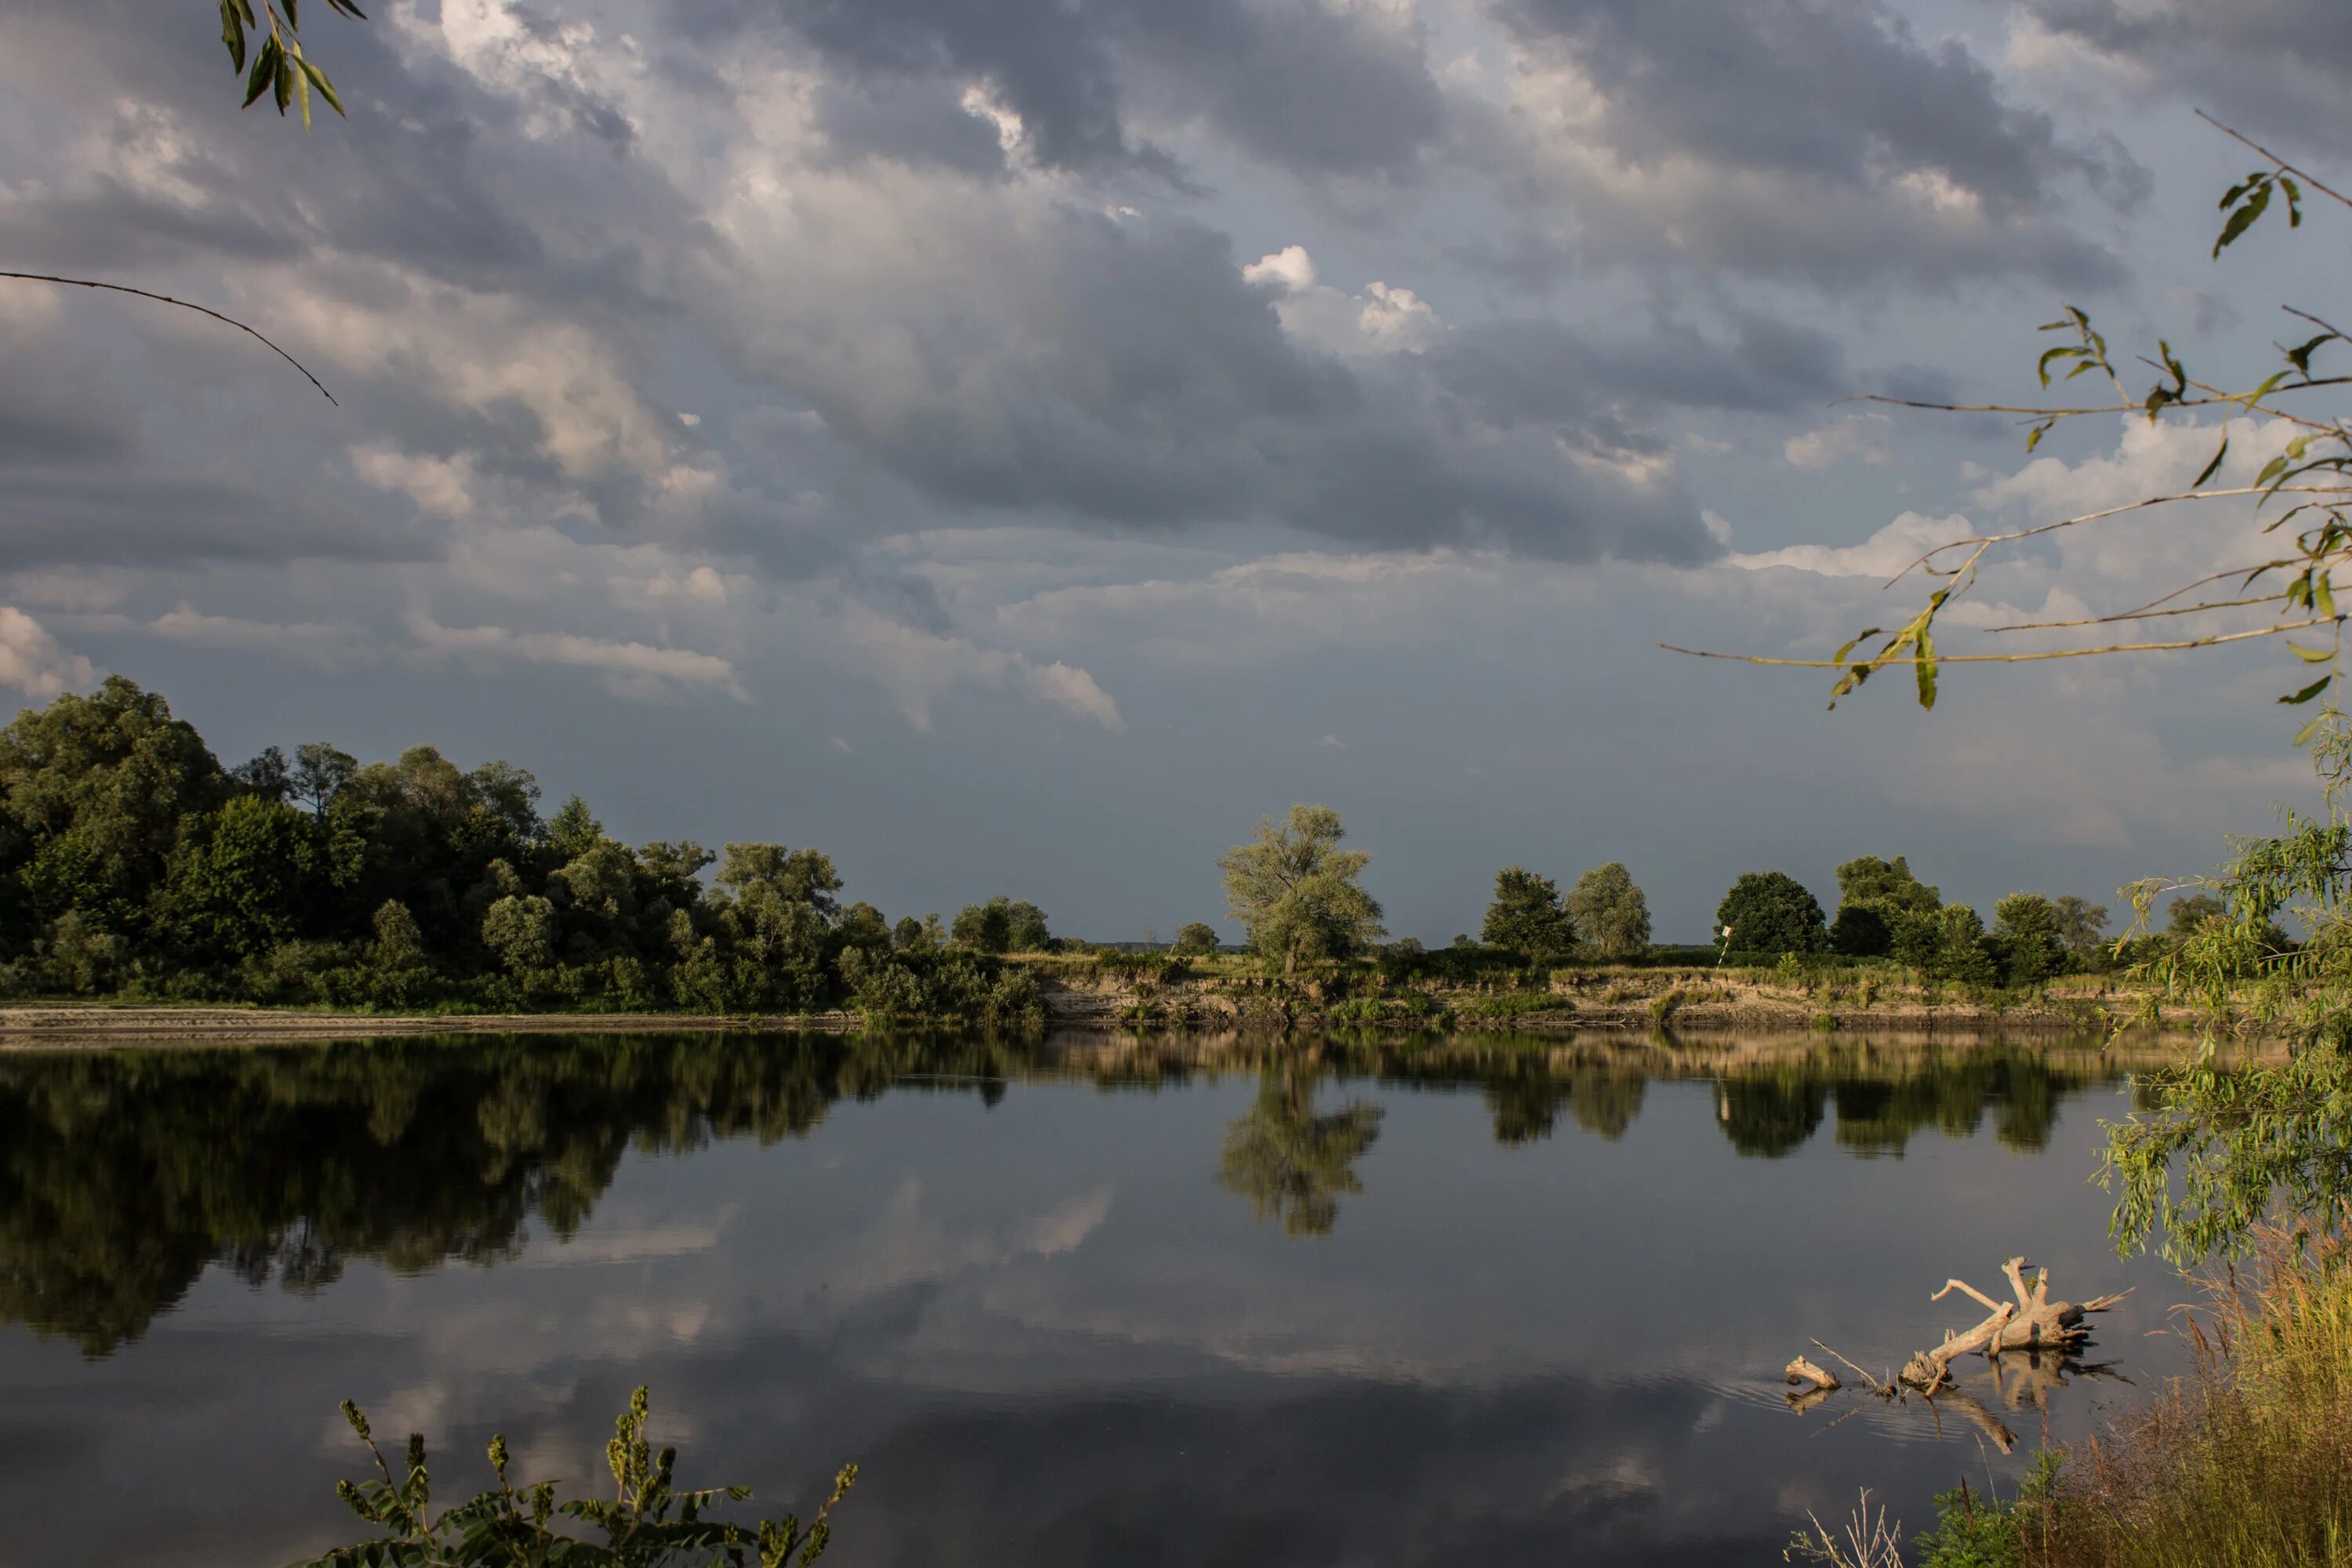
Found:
<box><xmin>291</xmin><ymin>1386</ymin><xmax>855</xmax><ymax>1568</ymax></box>
<box><xmin>1664</xmin><ymin>115</ymin><xmax>2352</xmax><ymax>718</ymax></box>
<box><xmin>2096</xmin><ymin>716</ymin><xmax>2352</xmax><ymax>1261</ymax></box>
<box><xmin>218</xmin><ymin>0</ymin><xmax>366</xmax><ymax>127</ymax></box>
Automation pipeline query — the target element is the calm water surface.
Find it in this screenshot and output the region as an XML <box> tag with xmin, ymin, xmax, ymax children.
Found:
<box><xmin>0</xmin><ymin>1031</ymin><xmax>2194</xmax><ymax>1566</ymax></box>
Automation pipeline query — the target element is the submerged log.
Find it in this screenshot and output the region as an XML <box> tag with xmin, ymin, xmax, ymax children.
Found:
<box><xmin>1784</xmin><ymin>1356</ymin><xmax>1839</xmax><ymax>1392</ymax></box>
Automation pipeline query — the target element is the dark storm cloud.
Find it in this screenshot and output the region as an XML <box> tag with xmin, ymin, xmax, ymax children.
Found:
<box><xmin>676</xmin><ymin>0</ymin><xmax>1446</xmax><ymax>180</ymax></box>
<box><xmin>1468</xmin><ymin>0</ymin><xmax>2141</xmax><ymax>290</ymax></box>
<box><xmin>811</xmin><ymin>76</ymin><xmax>1013</xmax><ymax>176</ymax></box>
<box><xmin>0</xmin><ymin>0</ymin><xmax>2136</xmax><ymax>581</ymax></box>
<box><xmin>1428</xmin><ymin>315</ymin><xmax>1852</xmax><ymax>423</ymax></box>
<box><xmin>2009</xmin><ymin>0</ymin><xmax>2352</xmax><ymax>142</ymax></box>
<box><xmin>1494</xmin><ymin>0</ymin><xmax>2100</xmax><ymax>203</ymax></box>
<box><xmin>0</xmin><ymin>469</ymin><xmax>439</xmax><ymax>572</ymax></box>
<box><xmin>735</xmin><ymin>211</ymin><xmax>1719</xmax><ymax>560</ymax></box>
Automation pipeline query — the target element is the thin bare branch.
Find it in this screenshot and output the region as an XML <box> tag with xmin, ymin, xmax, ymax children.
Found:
<box><xmin>1658</xmin><ymin>617</ymin><xmax>2339</xmax><ymax>670</ymax></box>
<box><xmin>0</xmin><ymin>270</ymin><xmax>337</xmax><ymax>405</ymax></box>
<box><xmin>2197</xmin><ymin>110</ymin><xmax>2352</xmax><ymax>212</ymax></box>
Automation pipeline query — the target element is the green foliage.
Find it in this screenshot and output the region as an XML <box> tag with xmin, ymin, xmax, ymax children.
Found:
<box><xmin>1908</xmin><ymin>1463</ymin><xmax>2050</xmax><ymax>1568</ymax></box>
<box><xmin>1990</xmin><ymin>893</ymin><xmax>2068</xmax><ymax>988</ymax></box>
<box><xmin>1171</xmin><ymin>921</ymin><xmax>1221</xmax><ymax>956</ymax></box>
<box><xmin>950</xmin><ymin>896</ymin><xmax>1051</xmax><ymax>954</ymax></box>
<box><xmin>1565</xmin><ymin>862</ymin><xmax>1650</xmax><ymax>958</ymax></box>
<box><xmin>2099</xmin><ymin>719</ymin><xmax>2352</xmax><ymax>1259</ymax></box>
<box><xmin>1828</xmin><ymin>902</ymin><xmax>1892</xmax><ymax>959</ymax></box>
<box><xmin>1768</xmin><ymin>122</ymin><xmax>2352</xmax><ymax>717</ymax></box>
<box><xmin>0</xmin><ymin>677</ymin><xmax>227</xmax><ymax>946</ymax></box>
<box><xmin>1218</xmin><ymin>804</ymin><xmax>1385</xmax><ymax>975</ymax></box>
<box><xmin>1479</xmin><ymin>866</ymin><xmax>1577</xmax><ymax>960</ymax></box>
<box><xmin>1836</xmin><ymin>855</ymin><xmax>1942</xmax><ymax>919</ymax></box>
<box><xmin>1889</xmin><ymin>904</ymin><xmax>1997</xmax><ymax>987</ymax></box>
<box><xmin>2051</xmin><ymin>895</ymin><xmax>2110</xmax><ymax>964</ymax></box>
<box><xmin>291</xmin><ymin>1385</ymin><xmax>855</xmax><ymax>1568</ymax></box>
<box><xmin>216</xmin><ymin>0</ymin><xmax>365</xmax><ymax>129</ymax></box>
<box><xmin>1715</xmin><ymin>871</ymin><xmax>1828</xmax><ymax>956</ymax></box>
<box><xmin>0</xmin><ymin>680</ymin><xmax>1051</xmax><ymax>1028</ymax></box>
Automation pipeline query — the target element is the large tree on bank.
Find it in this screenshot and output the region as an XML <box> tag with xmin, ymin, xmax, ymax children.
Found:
<box><xmin>1218</xmin><ymin>805</ymin><xmax>1384</xmax><ymax>976</ymax></box>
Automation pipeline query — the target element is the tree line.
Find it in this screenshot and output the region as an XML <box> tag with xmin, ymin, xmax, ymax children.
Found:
<box><xmin>1216</xmin><ymin>804</ymin><xmax>2149</xmax><ymax>990</ymax></box>
<box><xmin>0</xmin><ymin>679</ymin><xmax>1054</xmax><ymax>1022</ymax></box>
<box><xmin>0</xmin><ymin>684</ymin><xmax>2190</xmax><ymax>1014</ymax></box>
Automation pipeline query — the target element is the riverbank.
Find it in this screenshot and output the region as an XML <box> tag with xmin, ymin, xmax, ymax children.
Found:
<box><xmin>0</xmin><ymin>1004</ymin><xmax>864</xmax><ymax>1044</ymax></box>
<box><xmin>0</xmin><ymin>960</ymin><xmax>2188</xmax><ymax>1045</ymax></box>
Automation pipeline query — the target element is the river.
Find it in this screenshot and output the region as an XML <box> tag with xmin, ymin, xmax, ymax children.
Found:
<box><xmin>0</xmin><ymin>1029</ymin><xmax>2195</xmax><ymax>1566</ymax></box>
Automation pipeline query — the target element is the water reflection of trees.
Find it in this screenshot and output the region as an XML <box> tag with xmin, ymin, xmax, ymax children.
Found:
<box><xmin>0</xmin><ymin>1032</ymin><xmax>2133</xmax><ymax>1356</ymax></box>
<box><xmin>1217</xmin><ymin>1061</ymin><xmax>1384</xmax><ymax>1236</ymax></box>
<box><xmin>0</xmin><ymin>1033</ymin><xmax>1025</xmax><ymax>1356</ymax></box>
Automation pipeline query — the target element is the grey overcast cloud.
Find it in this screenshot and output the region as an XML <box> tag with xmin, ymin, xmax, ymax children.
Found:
<box><xmin>0</xmin><ymin>0</ymin><xmax>2343</xmax><ymax>940</ymax></box>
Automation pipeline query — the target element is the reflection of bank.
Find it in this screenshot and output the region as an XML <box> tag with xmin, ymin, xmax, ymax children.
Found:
<box><xmin>1217</xmin><ymin>1059</ymin><xmax>1384</xmax><ymax>1236</ymax></box>
<box><xmin>0</xmin><ymin>1027</ymin><xmax>2166</xmax><ymax>1355</ymax></box>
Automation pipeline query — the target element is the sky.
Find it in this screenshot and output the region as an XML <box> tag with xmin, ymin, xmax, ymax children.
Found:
<box><xmin>0</xmin><ymin>0</ymin><xmax>2346</xmax><ymax>942</ymax></box>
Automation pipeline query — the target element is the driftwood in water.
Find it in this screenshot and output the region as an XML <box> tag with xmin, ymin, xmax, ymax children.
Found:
<box><xmin>1784</xmin><ymin>1356</ymin><xmax>1839</xmax><ymax>1392</ymax></box>
<box><xmin>1900</xmin><ymin>1257</ymin><xmax>2129</xmax><ymax>1392</ymax></box>
<box><xmin>1786</xmin><ymin>1256</ymin><xmax>2129</xmax><ymax>1425</ymax></box>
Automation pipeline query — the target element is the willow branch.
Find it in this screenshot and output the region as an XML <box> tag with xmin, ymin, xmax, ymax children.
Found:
<box><xmin>1659</xmin><ymin>617</ymin><xmax>2339</xmax><ymax>669</ymax></box>
<box><xmin>1887</xmin><ymin>488</ymin><xmax>2348</xmax><ymax>587</ymax></box>
<box><xmin>2126</xmin><ymin>560</ymin><xmax>2308</xmax><ymax>615</ymax></box>
<box><xmin>2177</xmin><ymin>370</ymin><xmax>2343</xmax><ymax>434</ymax></box>
<box><xmin>1843</xmin><ymin>379</ymin><xmax>2352</xmax><ymax>421</ymax></box>
<box><xmin>1985</xmin><ymin>593</ymin><xmax>2286</xmax><ymax>634</ymax></box>
<box><xmin>0</xmin><ymin>270</ymin><xmax>336</xmax><ymax>405</ymax></box>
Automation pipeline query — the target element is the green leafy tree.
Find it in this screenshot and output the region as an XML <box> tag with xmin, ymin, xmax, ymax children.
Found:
<box><xmin>546</xmin><ymin>797</ymin><xmax>606</xmax><ymax>865</ymax></box>
<box><xmin>2167</xmin><ymin>892</ymin><xmax>2227</xmax><ymax>936</ymax></box>
<box><xmin>1892</xmin><ymin>902</ymin><xmax>1998</xmax><ymax>986</ymax></box>
<box><xmin>158</xmin><ymin>794</ymin><xmax>322</xmax><ymax>962</ymax></box>
<box><xmin>1479</xmin><ymin>866</ymin><xmax>1577</xmax><ymax>960</ymax></box>
<box><xmin>1218</xmin><ymin>804</ymin><xmax>1385</xmax><ymax>975</ymax></box>
<box><xmin>1829</xmin><ymin>855</ymin><xmax>1940</xmax><ymax>957</ymax></box>
<box><xmin>0</xmin><ymin>677</ymin><xmax>227</xmax><ymax>943</ymax></box>
<box><xmin>292</xmin><ymin>742</ymin><xmax>356</xmax><ymax>819</ymax></box>
<box><xmin>951</xmin><ymin>901</ymin><xmax>1011</xmax><ymax>953</ymax></box>
<box><xmin>1171</xmin><ymin>921</ymin><xmax>1221</xmax><ymax>957</ymax></box>
<box><xmin>1715</xmin><ymin>872</ymin><xmax>1828</xmax><ymax>956</ymax></box>
<box><xmin>233</xmin><ymin>746</ymin><xmax>293</xmax><ymax>802</ymax></box>
<box><xmin>1835</xmin><ymin>855</ymin><xmax>1941</xmax><ymax>917</ymax></box>
<box><xmin>2052</xmin><ymin>895</ymin><xmax>2110</xmax><ymax>961</ymax></box>
<box><xmin>1002</xmin><ymin>899</ymin><xmax>1051</xmax><ymax>953</ymax></box>
<box><xmin>1991</xmin><ymin>892</ymin><xmax>2068</xmax><ymax>987</ymax></box>
<box><xmin>481</xmin><ymin>895</ymin><xmax>557</xmax><ymax>975</ymax></box>
<box><xmin>1828</xmin><ymin>902</ymin><xmax>1891</xmax><ymax>959</ymax></box>
<box><xmin>1566</xmin><ymin>862</ymin><xmax>1650</xmax><ymax>958</ymax></box>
